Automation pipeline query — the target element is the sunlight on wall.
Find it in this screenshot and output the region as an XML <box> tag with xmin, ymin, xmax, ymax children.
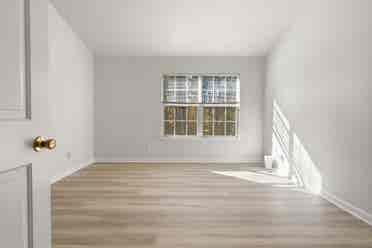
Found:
<box><xmin>272</xmin><ymin>101</ymin><xmax>291</xmax><ymax>177</ymax></box>
<box><xmin>272</xmin><ymin>134</ymin><xmax>291</xmax><ymax>177</ymax></box>
<box><xmin>271</xmin><ymin>100</ymin><xmax>322</xmax><ymax>194</ymax></box>
<box><xmin>292</xmin><ymin>133</ymin><xmax>322</xmax><ymax>194</ymax></box>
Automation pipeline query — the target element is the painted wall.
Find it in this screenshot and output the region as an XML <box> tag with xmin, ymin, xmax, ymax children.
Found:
<box><xmin>265</xmin><ymin>0</ymin><xmax>372</xmax><ymax>214</ymax></box>
<box><xmin>95</xmin><ymin>56</ymin><xmax>265</xmax><ymax>162</ymax></box>
<box><xmin>48</xmin><ymin>3</ymin><xmax>94</xmax><ymax>182</ymax></box>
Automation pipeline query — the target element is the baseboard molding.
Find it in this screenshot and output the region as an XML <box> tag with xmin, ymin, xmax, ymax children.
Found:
<box><xmin>321</xmin><ymin>189</ymin><xmax>372</xmax><ymax>226</ymax></box>
<box><xmin>50</xmin><ymin>159</ymin><xmax>95</xmax><ymax>184</ymax></box>
<box><xmin>95</xmin><ymin>157</ymin><xmax>264</xmax><ymax>164</ymax></box>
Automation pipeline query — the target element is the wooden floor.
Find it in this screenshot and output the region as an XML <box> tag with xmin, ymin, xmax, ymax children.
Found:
<box><xmin>52</xmin><ymin>163</ymin><xmax>372</xmax><ymax>248</ymax></box>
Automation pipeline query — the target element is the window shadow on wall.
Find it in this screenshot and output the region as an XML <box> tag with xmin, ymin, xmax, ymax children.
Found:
<box><xmin>292</xmin><ymin>133</ymin><xmax>323</xmax><ymax>194</ymax></box>
<box><xmin>271</xmin><ymin>100</ymin><xmax>323</xmax><ymax>195</ymax></box>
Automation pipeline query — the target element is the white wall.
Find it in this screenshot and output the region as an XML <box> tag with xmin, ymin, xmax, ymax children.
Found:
<box><xmin>265</xmin><ymin>0</ymin><xmax>372</xmax><ymax>214</ymax></box>
<box><xmin>95</xmin><ymin>56</ymin><xmax>265</xmax><ymax>162</ymax></box>
<box><xmin>48</xmin><ymin>3</ymin><xmax>94</xmax><ymax>182</ymax></box>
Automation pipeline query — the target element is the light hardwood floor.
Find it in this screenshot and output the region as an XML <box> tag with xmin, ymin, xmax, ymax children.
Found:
<box><xmin>52</xmin><ymin>163</ymin><xmax>372</xmax><ymax>248</ymax></box>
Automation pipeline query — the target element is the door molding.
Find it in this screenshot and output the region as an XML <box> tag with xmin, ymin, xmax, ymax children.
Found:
<box><xmin>0</xmin><ymin>0</ymin><xmax>31</xmax><ymax>120</ymax></box>
<box><xmin>0</xmin><ymin>164</ymin><xmax>33</xmax><ymax>248</ymax></box>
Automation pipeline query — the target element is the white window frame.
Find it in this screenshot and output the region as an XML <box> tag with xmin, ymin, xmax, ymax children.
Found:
<box><xmin>161</xmin><ymin>73</ymin><xmax>240</xmax><ymax>139</ymax></box>
<box><xmin>201</xmin><ymin>106</ymin><xmax>240</xmax><ymax>137</ymax></box>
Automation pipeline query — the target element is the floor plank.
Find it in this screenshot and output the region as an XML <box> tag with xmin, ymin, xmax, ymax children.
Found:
<box><xmin>52</xmin><ymin>163</ymin><xmax>372</xmax><ymax>248</ymax></box>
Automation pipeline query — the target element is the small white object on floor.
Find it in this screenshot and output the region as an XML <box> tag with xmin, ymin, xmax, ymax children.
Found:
<box><xmin>264</xmin><ymin>155</ymin><xmax>273</xmax><ymax>169</ymax></box>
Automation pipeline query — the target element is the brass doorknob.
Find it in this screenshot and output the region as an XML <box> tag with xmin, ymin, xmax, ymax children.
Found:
<box><xmin>33</xmin><ymin>136</ymin><xmax>57</xmax><ymax>152</ymax></box>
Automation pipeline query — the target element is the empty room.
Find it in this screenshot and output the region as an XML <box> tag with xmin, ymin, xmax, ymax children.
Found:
<box><xmin>1</xmin><ymin>0</ymin><xmax>372</xmax><ymax>247</ymax></box>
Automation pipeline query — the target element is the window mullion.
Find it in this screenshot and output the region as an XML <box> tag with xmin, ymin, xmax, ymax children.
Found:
<box><xmin>173</xmin><ymin>106</ymin><xmax>176</xmax><ymax>136</ymax></box>
<box><xmin>212</xmin><ymin>107</ymin><xmax>215</xmax><ymax>136</ymax></box>
<box><xmin>224</xmin><ymin>76</ymin><xmax>227</xmax><ymax>103</ymax></box>
<box><xmin>237</xmin><ymin>108</ymin><xmax>239</xmax><ymax>136</ymax></box>
<box><xmin>224</xmin><ymin>107</ymin><xmax>227</xmax><ymax>136</ymax></box>
<box><xmin>212</xmin><ymin>76</ymin><xmax>215</xmax><ymax>104</ymax></box>
<box><xmin>224</xmin><ymin>77</ymin><xmax>227</xmax><ymax>136</ymax></box>
<box><xmin>172</xmin><ymin>76</ymin><xmax>175</xmax><ymax>136</ymax></box>
<box><xmin>198</xmin><ymin>106</ymin><xmax>203</xmax><ymax>137</ymax></box>
<box><xmin>199</xmin><ymin>76</ymin><xmax>202</xmax><ymax>104</ymax></box>
<box><xmin>173</xmin><ymin>76</ymin><xmax>176</xmax><ymax>136</ymax></box>
<box><xmin>212</xmin><ymin>77</ymin><xmax>215</xmax><ymax>136</ymax></box>
<box><xmin>186</xmin><ymin>107</ymin><xmax>188</xmax><ymax>136</ymax></box>
<box><xmin>186</xmin><ymin>76</ymin><xmax>189</xmax><ymax>104</ymax></box>
<box><xmin>198</xmin><ymin>76</ymin><xmax>203</xmax><ymax>137</ymax></box>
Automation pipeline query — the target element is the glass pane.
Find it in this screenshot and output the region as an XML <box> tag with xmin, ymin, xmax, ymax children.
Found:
<box><xmin>226</xmin><ymin>107</ymin><xmax>236</xmax><ymax>121</ymax></box>
<box><xmin>203</xmin><ymin>107</ymin><xmax>213</xmax><ymax>122</ymax></box>
<box><xmin>214</xmin><ymin>122</ymin><xmax>225</xmax><ymax>136</ymax></box>
<box><xmin>164</xmin><ymin>76</ymin><xmax>176</xmax><ymax>90</ymax></box>
<box><xmin>163</xmin><ymin>76</ymin><xmax>176</xmax><ymax>102</ymax></box>
<box><xmin>164</xmin><ymin>121</ymin><xmax>174</xmax><ymax>136</ymax></box>
<box><xmin>164</xmin><ymin>90</ymin><xmax>176</xmax><ymax>102</ymax></box>
<box><xmin>226</xmin><ymin>76</ymin><xmax>237</xmax><ymax>90</ymax></box>
<box><xmin>175</xmin><ymin>107</ymin><xmax>186</xmax><ymax>120</ymax></box>
<box><xmin>214</xmin><ymin>90</ymin><xmax>225</xmax><ymax>103</ymax></box>
<box><xmin>214</xmin><ymin>107</ymin><xmax>225</xmax><ymax>122</ymax></box>
<box><xmin>187</xmin><ymin>121</ymin><xmax>197</xmax><ymax>135</ymax></box>
<box><xmin>187</xmin><ymin>107</ymin><xmax>197</xmax><ymax>120</ymax></box>
<box><xmin>226</xmin><ymin>76</ymin><xmax>239</xmax><ymax>103</ymax></box>
<box><xmin>202</xmin><ymin>76</ymin><xmax>214</xmax><ymax>103</ymax></box>
<box><xmin>164</xmin><ymin>106</ymin><xmax>175</xmax><ymax>120</ymax></box>
<box><xmin>203</xmin><ymin>122</ymin><xmax>213</xmax><ymax>136</ymax></box>
<box><xmin>226</xmin><ymin>122</ymin><xmax>236</xmax><ymax>136</ymax></box>
<box><xmin>214</xmin><ymin>76</ymin><xmax>226</xmax><ymax>90</ymax></box>
<box><xmin>176</xmin><ymin>90</ymin><xmax>187</xmax><ymax>103</ymax></box>
<box><xmin>187</xmin><ymin>76</ymin><xmax>199</xmax><ymax>90</ymax></box>
<box><xmin>175</xmin><ymin>121</ymin><xmax>186</xmax><ymax>135</ymax></box>
<box><xmin>187</xmin><ymin>90</ymin><xmax>199</xmax><ymax>103</ymax></box>
<box><xmin>175</xmin><ymin>76</ymin><xmax>187</xmax><ymax>89</ymax></box>
<box><xmin>226</xmin><ymin>90</ymin><xmax>237</xmax><ymax>103</ymax></box>
<box><xmin>214</xmin><ymin>76</ymin><xmax>225</xmax><ymax>103</ymax></box>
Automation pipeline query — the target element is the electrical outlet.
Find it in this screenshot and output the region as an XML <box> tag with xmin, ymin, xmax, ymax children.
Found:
<box><xmin>66</xmin><ymin>152</ymin><xmax>72</xmax><ymax>160</ymax></box>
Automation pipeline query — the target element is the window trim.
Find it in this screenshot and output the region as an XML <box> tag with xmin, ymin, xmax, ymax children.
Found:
<box><xmin>160</xmin><ymin>73</ymin><xmax>240</xmax><ymax>139</ymax></box>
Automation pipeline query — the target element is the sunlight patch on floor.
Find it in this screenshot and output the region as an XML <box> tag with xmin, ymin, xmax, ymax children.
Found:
<box><xmin>211</xmin><ymin>169</ymin><xmax>296</xmax><ymax>186</ymax></box>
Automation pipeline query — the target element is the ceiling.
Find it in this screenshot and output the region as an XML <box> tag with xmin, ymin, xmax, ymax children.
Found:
<box><xmin>51</xmin><ymin>0</ymin><xmax>304</xmax><ymax>56</ymax></box>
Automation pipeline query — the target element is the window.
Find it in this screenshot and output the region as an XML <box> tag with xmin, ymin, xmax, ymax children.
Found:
<box><xmin>162</xmin><ymin>74</ymin><xmax>240</xmax><ymax>137</ymax></box>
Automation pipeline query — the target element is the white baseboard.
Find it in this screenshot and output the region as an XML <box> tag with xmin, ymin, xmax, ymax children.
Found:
<box><xmin>94</xmin><ymin>157</ymin><xmax>264</xmax><ymax>164</ymax></box>
<box><xmin>321</xmin><ymin>189</ymin><xmax>372</xmax><ymax>226</ymax></box>
<box><xmin>50</xmin><ymin>159</ymin><xmax>95</xmax><ymax>184</ymax></box>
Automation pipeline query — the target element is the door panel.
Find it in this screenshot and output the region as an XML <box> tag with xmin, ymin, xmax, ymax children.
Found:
<box><xmin>0</xmin><ymin>0</ymin><xmax>30</xmax><ymax>120</ymax></box>
<box><xmin>0</xmin><ymin>0</ymin><xmax>53</xmax><ymax>248</ymax></box>
<box><xmin>0</xmin><ymin>166</ymin><xmax>32</xmax><ymax>248</ymax></box>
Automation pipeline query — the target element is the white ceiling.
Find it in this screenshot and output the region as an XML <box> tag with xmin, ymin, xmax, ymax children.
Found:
<box><xmin>51</xmin><ymin>0</ymin><xmax>304</xmax><ymax>56</ymax></box>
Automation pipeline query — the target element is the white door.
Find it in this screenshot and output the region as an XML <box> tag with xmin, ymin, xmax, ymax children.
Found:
<box><xmin>0</xmin><ymin>0</ymin><xmax>54</xmax><ymax>248</ymax></box>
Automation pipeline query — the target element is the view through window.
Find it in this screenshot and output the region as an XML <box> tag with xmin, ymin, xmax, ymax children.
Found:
<box><xmin>162</xmin><ymin>74</ymin><xmax>240</xmax><ymax>137</ymax></box>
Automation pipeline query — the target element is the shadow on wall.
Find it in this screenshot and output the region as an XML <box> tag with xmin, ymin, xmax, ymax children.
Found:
<box><xmin>272</xmin><ymin>100</ymin><xmax>323</xmax><ymax>195</ymax></box>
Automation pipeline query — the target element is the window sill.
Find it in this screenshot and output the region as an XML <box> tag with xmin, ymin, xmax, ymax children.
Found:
<box><xmin>160</xmin><ymin>135</ymin><xmax>240</xmax><ymax>141</ymax></box>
